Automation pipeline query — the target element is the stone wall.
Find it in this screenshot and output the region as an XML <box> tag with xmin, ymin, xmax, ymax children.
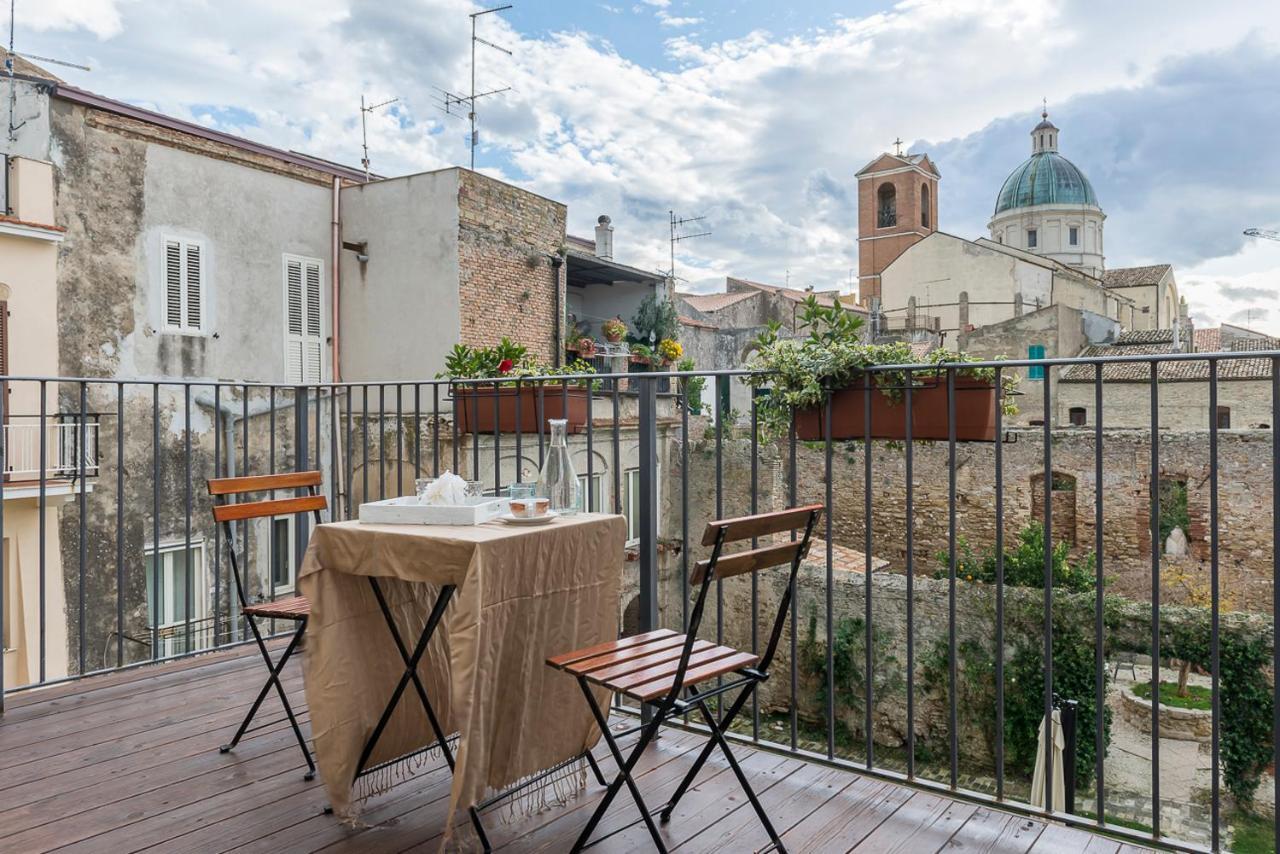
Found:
<box><xmin>457</xmin><ymin>170</ymin><xmax>567</xmax><ymax>364</ymax></box>
<box><xmin>682</xmin><ymin>428</ymin><xmax>1278</xmax><ymax>614</ymax></box>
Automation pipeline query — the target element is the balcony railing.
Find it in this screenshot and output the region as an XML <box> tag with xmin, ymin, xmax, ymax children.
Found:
<box><xmin>0</xmin><ymin>353</ymin><xmax>1276</xmax><ymax>853</ymax></box>
<box><xmin>2</xmin><ymin>414</ymin><xmax>100</xmax><ymax>482</ymax></box>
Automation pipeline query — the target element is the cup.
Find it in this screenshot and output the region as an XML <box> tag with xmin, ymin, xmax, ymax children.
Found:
<box><xmin>508</xmin><ymin>482</ymin><xmax>536</xmax><ymax>517</ymax></box>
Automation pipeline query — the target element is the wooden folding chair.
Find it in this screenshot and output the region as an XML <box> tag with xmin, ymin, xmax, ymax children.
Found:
<box><xmin>208</xmin><ymin>470</ymin><xmax>327</xmax><ymax>781</ymax></box>
<box><xmin>547</xmin><ymin>504</ymin><xmax>824</xmax><ymax>853</ymax></box>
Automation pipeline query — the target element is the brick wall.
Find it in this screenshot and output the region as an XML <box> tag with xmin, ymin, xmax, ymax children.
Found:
<box><xmin>456</xmin><ymin>170</ymin><xmax>567</xmax><ymax>364</ymax></box>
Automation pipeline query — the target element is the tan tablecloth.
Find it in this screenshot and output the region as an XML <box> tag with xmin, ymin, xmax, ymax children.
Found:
<box><xmin>298</xmin><ymin>512</ymin><xmax>625</xmax><ymax>843</ymax></box>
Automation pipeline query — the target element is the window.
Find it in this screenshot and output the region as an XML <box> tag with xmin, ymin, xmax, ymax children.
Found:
<box><xmin>920</xmin><ymin>184</ymin><xmax>930</xmax><ymax>228</ymax></box>
<box><xmin>1217</xmin><ymin>406</ymin><xmax>1231</xmax><ymax>430</ymax></box>
<box><xmin>1068</xmin><ymin>407</ymin><xmax>1086</xmax><ymax>426</ymax></box>
<box><xmin>271</xmin><ymin>518</ymin><xmax>294</xmax><ymax>592</ymax></box>
<box><xmin>876</xmin><ymin>182</ymin><xmax>897</xmax><ymax>228</ymax></box>
<box><xmin>1026</xmin><ymin>228</ymin><xmax>1038</xmax><ymax>248</ymax></box>
<box><xmin>162</xmin><ymin>237</ymin><xmax>204</xmax><ymax>333</ymax></box>
<box><xmin>1027</xmin><ymin>344</ymin><xmax>1046</xmax><ymax>380</ymax></box>
<box><xmin>577</xmin><ymin>473</ymin><xmax>604</xmax><ymax>513</ymax></box>
<box><xmin>1069</xmin><ymin>226</ymin><xmax>1079</xmax><ymax>246</ymax></box>
<box><xmin>621</xmin><ymin>467</ymin><xmax>660</xmax><ymax>544</ymax></box>
<box><xmin>623</xmin><ymin>468</ymin><xmax>640</xmax><ymax>543</ymax></box>
<box><xmin>145</xmin><ymin>543</ymin><xmax>206</xmax><ymax>656</ymax></box>
<box><xmin>284</xmin><ymin>255</ymin><xmax>323</xmax><ymax>384</ymax></box>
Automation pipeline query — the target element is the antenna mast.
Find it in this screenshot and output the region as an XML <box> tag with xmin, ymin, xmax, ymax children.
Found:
<box><xmin>359</xmin><ymin>94</ymin><xmax>398</xmax><ymax>181</ymax></box>
<box><xmin>7</xmin><ymin>0</ymin><xmax>89</xmax><ymax>142</ymax></box>
<box><xmin>668</xmin><ymin>210</ymin><xmax>711</xmax><ymax>283</ymax></box>
<box><xmin>433</xmin><ymin>5</ymin><xmax>513</xmax><ymax>170</ymax></box>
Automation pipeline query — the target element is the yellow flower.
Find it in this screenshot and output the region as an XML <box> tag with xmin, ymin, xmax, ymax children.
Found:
<box><xmin>658</xmin><ymin>338</ymin><xmax>683</xmax><ymax>362</ymax></box>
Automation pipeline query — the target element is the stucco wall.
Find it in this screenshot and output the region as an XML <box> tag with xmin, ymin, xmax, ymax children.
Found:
<box><xmin>339</xmin><ymin>170</ymin><xmax>461</xmax><ymax>383</ymax></box>
<box><xmin>49</xmin><ymin>99</ymin><xmax>334</xmax><ymax>383</ymax></box>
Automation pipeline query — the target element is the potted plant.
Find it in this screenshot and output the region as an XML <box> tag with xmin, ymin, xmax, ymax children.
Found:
<box><xmin>602</xmin><ymin>316</ymin><xmax>627</xmax><ymax>343</ymax></box>
<box><xmin>570</xmin><ymin>336</ymin><xmax>598</xmax><ymax>358</ymax></box>
<box><xmin>656</xmin><ymin>338</ymin><xmax>683</xmax><ymax>368</ymax></box>
<box><xmin>745</xmin><ymin>296</ymin><xmax>1017</xmax><ymax>442</ymax></box>
<box><xmin>440</xmin><ymin>339</ymin><xmax>597</xmax><ymax>435</ymax></box>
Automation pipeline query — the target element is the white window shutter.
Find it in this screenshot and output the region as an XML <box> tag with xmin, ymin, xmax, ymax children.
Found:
<box><xmin>303</xmin><ymin>261</ymin><xmax>323</xmax><ymax>383</ymax></box>
<box><xmin>165</xmin><ymin>240</ymin><xmax>183</xmax><ymax>328</ymax></box>
<box><xmin>285</xmin><ymin>258</ymin><xmax>304</xmax><ymax>384</ymax></box>
<box><xmin>185</xmin><ymin>243</ymin><xmax>202</xmax><ymax>330</ymax></box>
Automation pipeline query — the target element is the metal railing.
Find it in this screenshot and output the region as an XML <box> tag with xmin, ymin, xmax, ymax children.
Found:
<box><xmin>0</xmin><ymin>352</ymin><xmax>1276</xmax><ymax>853</ymax></box>
<box><xmin>2</xmin><ymin>415</ymin><xmax>100</xmax><ymax>481</ymax></box>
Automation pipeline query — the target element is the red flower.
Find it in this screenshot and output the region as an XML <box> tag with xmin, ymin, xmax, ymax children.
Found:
<box><xmin>497</xmin><ymin>359</ymin><xmax>514</xmax><ymax>374</ymax></box>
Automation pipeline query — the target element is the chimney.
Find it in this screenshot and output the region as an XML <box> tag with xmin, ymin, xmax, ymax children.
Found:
<box><xmin>594</xmin><ymin>215</ymin><xmax>614</xmax><ymax>260</ymax></box>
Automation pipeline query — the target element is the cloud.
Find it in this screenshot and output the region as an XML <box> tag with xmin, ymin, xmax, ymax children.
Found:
<box><xmin>657</xmin><ymin>13</ymin><xmax>702</xmax><ymax>28</ymax></box>
<box><xmin>25</xmin><ymin>0</ymin><xmax>125</xmax><ymax>39</ymax></box>
<box><xmin>1218</xmin><ymin>283</ymin><xmax>1273</xmax><ymax>303</ymax></box>
<box><xmin>14</xmin><ymin>0</ymin><xmax>1280</xmax><ymax>316</ymax></box>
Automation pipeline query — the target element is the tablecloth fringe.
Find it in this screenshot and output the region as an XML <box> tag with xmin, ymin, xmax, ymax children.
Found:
<box><xmin>351</xmin><ymin>739</ymin><xmax>448</xmax><ymax>808</ymax></box>
<box><xmin>489</xmin><ymin>756</ymin><xmax>590</xmax><ymax>824</ymax></box>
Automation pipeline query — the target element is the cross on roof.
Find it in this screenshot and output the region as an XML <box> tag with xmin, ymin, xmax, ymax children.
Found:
<box><xmin>892</xmin><ymin>137</ymin><xmax>903</xmax><ymax>156</ymax></box>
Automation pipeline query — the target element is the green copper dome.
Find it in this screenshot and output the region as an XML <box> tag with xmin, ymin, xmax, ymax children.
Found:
<box><xmin>993</xmin><ymin>151</ymin><xmax>1099</xmax><ymax>215</ymax></box>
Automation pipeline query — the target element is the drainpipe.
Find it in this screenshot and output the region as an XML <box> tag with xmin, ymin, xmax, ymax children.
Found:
<box><xmin>551</xmin><ymin>254</ymin><xmax>564</xmax><ymax>368</ymax></box>
<box><xmin>329</xmin><ymin>178</ymin><xmax>347</xmax><ymax>513</ymax></box>
<box><xmin>330</xmin><ymin>177</ymin><xmax>342</xmax><ymax>383</ymax></box>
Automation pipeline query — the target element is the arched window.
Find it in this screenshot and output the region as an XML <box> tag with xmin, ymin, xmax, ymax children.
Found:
<box><xmin>877</xmin><ymin>183</ymin><xmax>897</xmax><ymax>228</ymax></box>
<box><xmin>920</xmin><ymin>184</ymin><xmax>930</xmax><ymax>228</ymax></box>
<box><xmin>1031</xmin><ymin>471</ymin><xmax>1077</xmax><ymax>546</ymax></box>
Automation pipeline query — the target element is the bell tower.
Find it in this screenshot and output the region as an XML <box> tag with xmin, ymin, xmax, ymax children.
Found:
<box><xmin>855</xmin><ymin>144</ymin><xmax>940</xmax><ymax>307</ymax></box>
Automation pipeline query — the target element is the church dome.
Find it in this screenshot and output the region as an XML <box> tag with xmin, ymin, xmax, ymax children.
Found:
<box><xmin>994</xmin><ymin>151</ymin><xmax>1098</xmax><ymax>215</ymax></box>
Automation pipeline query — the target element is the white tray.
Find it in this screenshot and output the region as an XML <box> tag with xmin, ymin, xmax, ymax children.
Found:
<box><xmin>358</xmin><ymin>495</ymin><xmax>506</xmax><ymax>526</ymax></box>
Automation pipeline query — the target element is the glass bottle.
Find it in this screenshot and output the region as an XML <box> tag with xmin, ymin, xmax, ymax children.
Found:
<box><xmin>536</xmin><ymin>418</ymin><xmax>581</xmax><ymax>515</ymax></box>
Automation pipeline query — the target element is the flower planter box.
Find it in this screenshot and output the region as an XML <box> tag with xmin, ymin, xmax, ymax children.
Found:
<box><xmin>793</xmin><ymin>375</ymin><xmax>998</xmax><ymax>442</ymax></box>
<box><xmin>453</xmin><ymin>385</ymin><xmax>590</xmax><ymax>435</ymax></box>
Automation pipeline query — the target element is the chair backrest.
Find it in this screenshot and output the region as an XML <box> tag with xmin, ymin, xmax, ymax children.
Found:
<box><xmin>662</xmin><ymin>504</ymin><xmax>822</xmax><ymax>708</ymax></box>
<box><xmin>207</xmin><ymin>471</ymin><xmax>326</xmax><ymax>609</ymax></box>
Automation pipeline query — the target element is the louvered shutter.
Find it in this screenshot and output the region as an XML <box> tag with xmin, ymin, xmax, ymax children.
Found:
<box><xmin>164</xmin><ymin>240</ymin><xmax>183</xmax><ymax>328</ymax></box>
<box><xmin>303</xmin><ymin>261</ymin><xmax>322</xmax><ymax>383</ymax></box>
<box><xmin>285</xmin><ymin>258</ymin><xmax>305</xmax><ymax>383</ymax></box>
<box><xmin>184</xmin><ymin>243</ymin><xmax>202</xmax><ymax>330</ymax></box>
<box><xmin>284</xmin><ymin>257</ymin><xmax>323</xmax><ymax>384</ymax></box>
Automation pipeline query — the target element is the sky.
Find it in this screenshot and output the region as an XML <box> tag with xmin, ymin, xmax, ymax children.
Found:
<box><xmin>17</xmin><ymin>0</ymin><xmax>1280</xmax><ymax>331</ymax></box>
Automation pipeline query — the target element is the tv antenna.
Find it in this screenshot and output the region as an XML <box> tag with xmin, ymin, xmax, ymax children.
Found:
<box><xmin>359</xmin><ymin>94</ymin><xmax>398</xmax><ymax>181</ymax></box>
<box><xmin>669</xmin><ymin>210</ymin><xmax>711</xmax><ymax>282</ymax></box>
<box><xmin>435</xmin><ymin>5</ymin><xmax>512</xmax><ymax>170</ymax></box>
<box><xmin>6</xmin><ymin>0</ymin><xmax>90</xmax><ymax>141</ymax></box>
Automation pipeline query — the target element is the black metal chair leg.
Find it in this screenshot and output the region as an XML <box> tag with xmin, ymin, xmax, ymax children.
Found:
<box><xmin>659</xmin><ymin>684</ymin><xmax>755</xmax><ymax>821</ymax></box>
<box><xmin>585</xmin><ymin>749</ymin><xmax>608</xmax><ymax>786</ymax></box>
<box><xmin>222</xmin><ymin>616</ymin><xmax>315</xmax><ymax>779</ymax></box>
<box><xmin>693</xmin><ymin>698</ymin><xmax>784</xmax><ymax>853</ymax></box>
<box><xmin>571</xmin><ymin>679</ymin><xmax>668</xmax><ymax>853</ymax></box>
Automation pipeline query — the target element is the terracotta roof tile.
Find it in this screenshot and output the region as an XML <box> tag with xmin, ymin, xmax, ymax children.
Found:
<box><xmin>1102</xmin><ymin>264</ymin><xmax>1172</xmax><ymax>289</ymax></box>
<box><xmin>1195</xmin><ymin>327</ymin><xmax>1221</xmax><ymax>353</ymax></box>
<box><xmin>679</xmin><ymin>291</ymin><xmax>758</xmax><ymax>312</ymax></box>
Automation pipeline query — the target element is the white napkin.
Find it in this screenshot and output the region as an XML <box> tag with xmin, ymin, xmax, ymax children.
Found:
<box><xmin>419</xmin><ymin>471</ymin><xmax>469</xmax><ymax>506</ymax></box>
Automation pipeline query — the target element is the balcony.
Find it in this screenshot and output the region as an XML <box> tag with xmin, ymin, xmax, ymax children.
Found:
<box><xmin>0</xmin><ymin>354</ymin><xmax>1275</xmax><ymax>852</ymax></box>
<box><xmin>2</xmin><ymin>414</ymin><xmax>100</xmax><ymax>495</ymax></box>
<box><xmin>2</xmin><ymin>643</ymin><xmax>1135</xmax><ymax>853</ymax></box>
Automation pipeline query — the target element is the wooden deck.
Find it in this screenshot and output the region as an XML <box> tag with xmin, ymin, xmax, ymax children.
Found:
<box><xmin>0</xmin><ymin>645</ymin><xmax>1154</xmax><ymax>853</ymax></box>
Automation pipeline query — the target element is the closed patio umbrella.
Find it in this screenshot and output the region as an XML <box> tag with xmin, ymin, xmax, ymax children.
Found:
<box><xmin>1030</xmin><ymin>708</ymin><xmax>1065</xmax><ymax>811</ymax></box>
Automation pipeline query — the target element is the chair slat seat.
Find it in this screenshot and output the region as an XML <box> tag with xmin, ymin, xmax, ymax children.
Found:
<box><xmin>551</xmin><ymin>632</ymin><xmax>759</xmax><ymax>702</ymax></box>
<box><xmin>241</xmin><ymin>595</ymin><xmax>310</xmax><ymax>621</ymax></box>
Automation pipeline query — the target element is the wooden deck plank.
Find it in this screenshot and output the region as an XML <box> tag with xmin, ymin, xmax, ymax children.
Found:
<box><xmin>850</xmin><ymin>790</ymin><xmax>979</xmax><ymax>853</ymax></box>
<box><xmin>0</xmin><ymin>645</ymin><xmax>1153</xmax><ymax>854</ymax></box>
<box><xmin>571</xmin><ymin>749</ymin><xmax>799</xmax><ymax>852</ymax></box>
<box><xmin>777</xmin><ymin>774</ymin><xmax>914</xmax><ymax>853</ymax></box>
<box><xmin>1029</xmin><ymin>823</ymin><xmax>1121</xmax><ymax>854</ymax></box>
<box><xmin>945</xmin><ymin>806</ymin><xmax>1046</xmax><ymax>853</ymax></box>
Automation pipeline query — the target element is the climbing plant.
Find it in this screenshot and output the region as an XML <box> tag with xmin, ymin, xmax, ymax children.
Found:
<box><xmin>800</xmin><ymin>612</ymin><xmax>902</xmax><ymax>723</ymax></box>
